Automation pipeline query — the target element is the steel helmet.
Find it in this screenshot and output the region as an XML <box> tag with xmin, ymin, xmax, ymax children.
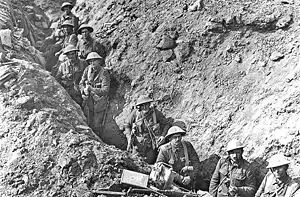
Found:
<box><xmin>226</xmin><ymin>139</ymin><xmax>245</xmax><ymax>152</ymax></box>
<box><xmin>63</xmin><ymin>45</ymin><xmax>79</xmax><ymax>55</ymax></box>
<box><xmin>61</xmin><ymin>20</ymin><xmax>74</xmax><ymax>28</ymax></box>
<box><xmin>61</xmin><ymin>2</ymin><xmax>74</xmax><ymax>11</ymax></box>
<box><xmin>136</xmin><ymin>95</ymin><xmax>153</xmax><ymax>106</ymax></box>
<box><xmin>86</xmin><ymin>52</ymin><xmax>103</xmax><ymax>61</ymax></box>
<box><xmin>78</xmin><ymin>24</ymin><xmax>94</xmax><ymax>34</ymax></box>
<box><xmin>165</xmin><ymin>126</ymin><xmax>186</xmax><ymax>139</ymax></box>
<box><xmin>267</xmin><ymin>153</ymin><xmax>290</xmax><ymax>168</ymax></box>
<box><xmin>172</xmin><ymin>119</ymin><xmax>188</xmax><ymax>132</ymax></box>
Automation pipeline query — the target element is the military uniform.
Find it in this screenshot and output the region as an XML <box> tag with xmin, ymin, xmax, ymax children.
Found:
<box><xmin>58</xmin><ymin>13</ymin><xmax>79</xmax><ymax>34</ymax></box>
<box><xmin>56</xmin><ymin>58</ymin><xmax>86</xmax><ymax>105</ymax></box>
<box><xmin>156</xmin><ymin>140</ymin><xmax>201</xmax><ymax>190</ymax></box>
<box><xmin>209</xmin><ymin>156</ymin><xmax>256</xmax><ymax>197</ymax></box>
<box><xmin>255</xmin><ymin>172</ymin><xmax>300</xmax><ymax>197</ymax></box>
<box><xmin>124</xmin><ymin>108</ymin><xmax>170</xmax><ymax>164</ymax></box>
<box><xmin>79</xmin><ymin>65</ymin><xmax>110</xmax><ymax>131</ymax></box>
<box><xmin>77</xmin><ymin>37</ymin><xmax>106</xmax><ymax>60</ymax></box>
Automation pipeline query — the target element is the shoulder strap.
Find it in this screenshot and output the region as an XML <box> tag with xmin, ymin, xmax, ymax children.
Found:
<box><xmin>152</xmin><ymin>110</ymin><xmax>157</xmax><ymax>124</ymax></box>
<box><xmin>182</xmin><ymin>141</ymin><xmax>190</xmax><ymax>166</ymax></box>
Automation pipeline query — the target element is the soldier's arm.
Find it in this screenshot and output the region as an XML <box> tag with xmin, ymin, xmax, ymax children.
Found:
<box><xmin>209</xmin><ymin>159</ymin><xmax>222</xmax><ymax>197</ymax></box>
<box><xmin>254</xmin><ymin>174</ymin><xmax>267</xmax><ymax>197</ymax></box>
<box><xmin>155</xmin><ymin>109</ymin><xmax>171</xmax><ymax>136</ymax></box>
<box><xmin>55</xmin><ymin>64</ymin><xmax>63</xmax><ymax>82</ymax></box>
<box><xmin>79</xmin><ymin>67</ymin><xmax>88</xmax><ymax>93</ymax></box>
<box><xmin>186</xmin><ymin>142</ymin><xmax>201</xmax><ymax>180</ymax></box>
<box><xmin>94</xmin><ymin>41</ymin><xmax>106</xmax><ymax>58</ymax></box>
<box><xmin>91</xmin><ymin>69</ymin><xmax>111</xmax><ymax>96</ymax></box>
<box><xmin>156</xmin><ymin>146</ymin><xmax>168</xmax><ymax>163</ymax></box>
<box><xmin>73</xmin><ymin>16</ymin><xmax>79</xmax><ymax>34</ymax></box>
<box><xmin>124</xmin><ymin>111</ymin><xmax>136</xmax><ymax>138</ymax></box>
<box><xmin>236</xmin><ymin>166</ymin><xmax>257</xmax><ymax>197</ymax></box>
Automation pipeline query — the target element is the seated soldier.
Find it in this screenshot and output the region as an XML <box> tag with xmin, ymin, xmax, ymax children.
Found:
<box><xmin>156</xmin><ymin>126</ymin><xmax>201</xmax><ymax>191</ymax></box>
<box><xmin>255</xmin><ymin>153</ymin><xmax>300</xmax><ymax>197</ymax></box>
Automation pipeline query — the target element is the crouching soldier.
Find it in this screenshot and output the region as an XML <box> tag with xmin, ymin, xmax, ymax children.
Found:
<box><xmin>55</xmin><ymin>45</ymin><xmax>86</xmax><ymax>105</ymax></box>
<box><xmin>155</xmin><ymin>126</ymin><xmax>201</xmax><ymax>191</ymax></box>
<box><xmin>124</xmin><ymin>95</ymin><xmax>171</xmax><ymax>164</ymax></box>
<box><xmin>79</xmin><ymin>52</ymin><xmax>110</xmax><ymax>133</ymax></box>
<box><xmin>255</xmin><ymin>153</ymin><xmax>300</xmax><ymax>197</ymax></box>
<box><xmin>209</xmin><ymin>139</ymin><xmax>256</xmax><ymax>197</ymax></box>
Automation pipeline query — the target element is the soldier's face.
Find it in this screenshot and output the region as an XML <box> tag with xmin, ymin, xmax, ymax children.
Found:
<box><xmin>228</xmin><ymin>148</ymin><xmax>243</xmax><ymax>163</ymax></box>
<box><xmin>90</xmin><ymin>59</ymin><xmax>102</xmax><ymax>67</ymax></box>
<box><xmin>271</xmin><ymin>165</ymin><xmax>288</xmax><ymax>180</ymax></box>
<box><xmin>169</xmin><ymin>134</ymin><xmax>182</xmax><ymax>147</ymax></box>
<box><xmin>66</xmin><ymin>51</ymin><xmax>77</xmax><ymax>61</ymax></box>
<box><xmin>62</xmin><ymin>26</ymin><xmax>73</xmax><ymax>34</ymax></box>
<box><xmin>63</xmin><ymin>6</ymin><xmax>71</xmax><ymax>14</ymax></box>
<box><xmin>140</xmin><ymin>103</ymin><xmax>150</xmax><ymax>113</ymax></box>
<box><xmin>81</xmin><ymin>29</ymin><xmax>90</xmax><ymax>40</ymax></box>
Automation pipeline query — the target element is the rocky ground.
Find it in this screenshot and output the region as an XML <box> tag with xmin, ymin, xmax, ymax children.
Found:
<box><xmin>1</xmin><ymin>0</ymin><xmax>300</xmax><ymax>196</ymax></box>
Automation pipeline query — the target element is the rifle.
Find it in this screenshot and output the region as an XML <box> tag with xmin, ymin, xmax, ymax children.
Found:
<box><xmin>92</xmin><ymin>188</ymin><xmax>209</xmax><ymax>197</ymax></box>
<box><xmin>126</xmin><ymin>123</ymin><xmax>137</xmax><ymax>152</ymax></box>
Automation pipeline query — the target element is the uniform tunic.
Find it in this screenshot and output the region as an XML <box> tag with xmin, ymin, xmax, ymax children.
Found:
<box><xmin>209</xmin><ymin>156</ymin><xmax>256</xmax><ymax>197</ymax></box>
<box><xmin>79</xmin><ymin>65</ymin><xmax>110</xmax><ymax>131</ymax></box>
<box><xmin>255</xmin><ymin>172</ymin><xmax>300</xmax><ymax>197</ymax></box>
<box><xmin>156</xmin><ymin>141</ymin><xmax>201</xmax><ymax>189</ymax></box>
<box><xmin>124</xmin><ymin>108</ymin><xmax>170</xmax><ymax>164</ymax></box>
<box><xmin>56</xmin><ymin>58</ymin><xmax>86</xmax><ymax>105</ymax></box>
<box><xmin>77</xmin><ymin>37</ymin><xmax>106</xmax><ymax>59</ymax></box>
<box><xmin>58</xmin><ymin>13</ymin><xmax>79</xmax><ymax>34</ymax></box>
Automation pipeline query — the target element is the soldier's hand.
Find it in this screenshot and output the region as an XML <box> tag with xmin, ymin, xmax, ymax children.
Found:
<box><xmin>157</xmin><ymin>136</ymin><xmax>165</xmax><ymax>145</ymax></box>
<box><xmin>229</xmin><ymin>186</ymin><xmax>238</xmax><ymax>196</ymax></box>
<box><xmin>182</xmin><ymin>176</ymin><xmax>191</xmax><ymax>185</ymax></box>
<box><xmin>181</xmin><ymin>166</ymin><xmax>194</xmax><ymax>173</ymax></box>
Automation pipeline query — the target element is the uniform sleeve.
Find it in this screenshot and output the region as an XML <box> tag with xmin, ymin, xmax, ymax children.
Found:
<box><xmin>187</xmin><ymin>142</ymin><xmax>201</xmax><ymax>180</ymax></box>
<box><xmin>237</xmin><ymin>165</ymin><xmax>256</xmax><ymax>197</ymax></box>
<box><xmin>73</xmin><ymin>16</ymin><xmax>79</xmax><ymax>34</ymax></box>
<box><xmin>91</xmin><ymin>69</ymin><xmax>110</xmax><ymax>96</ymax></box>
<box><xmin>123</xmin><ymin>111</ymin><xmax>136</xmax><ymax>139</ymax></box>
<box><xmin>55</xmin><ymin>64</ymin><xmax>63</xmax><ymax>83</ymax></box>
<box><xmin>156</xmin><ymin>146</ymin><xmax>169</xmax><ymax>164</ymax></box>
<box><xmin>155</xmin><ymin>109</ymin><xmax>171</xmax><ymax>136</ymax></box>
<box><xmin>94</xmin><ymin>41</ymin><xmax>106</xmax><ymax>58</ymax></box>
<box><xmin>255</xmin><ymin>174</ymin><xmax>267</xmax><ymax>197</ymax></box>
<box><xmin>69</xmin><ymin>34</ymin><xmax>78</xmax><ymax>47</ymax></box>
<box><xmin>209</xmin><ymin>159</ymin><xmax>222</xmax><ymax>197</ymax></box>
<box><xmin>79</xmin><ymin>67</ymin><xmax>88</xmax><ymax>92</ymax></box>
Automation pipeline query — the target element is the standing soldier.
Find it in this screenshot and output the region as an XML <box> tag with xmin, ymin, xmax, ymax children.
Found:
<box><xmin>58</xmin><ymin>2</ymin><xmax>79</xmax><ymax>34</ymax></box>
<box><xmin>209</xmin><ymin>139</ymin><xmax>256</xmax><ymax>197</ymax></box>
<box><xmin>155</xmin><ymin>126</ymin><xmax>201</xmax><ymax>190</ymax></box>
<box><xmin>77</xmin><ymin>24</ymin><xmax>106</xmax><ymax>59</ymax></box>
<box><xmin>55</xmin><ymin>45</ymin><xmax>86</xmax><ymax>106</ymax></box>
<box><xmin>255</xmin><ymin>153</ymin><xmax>300</xmax><ymax>197</ymax></box>
<box><xmin>79</xmin><ymin>52</ymin><xmax>110</xmax><ymax>133</ymax></box>
<box><xmin>124</xmin><ymin>95</ymin><xmax>171</xmax><ymax>164</ymax></box>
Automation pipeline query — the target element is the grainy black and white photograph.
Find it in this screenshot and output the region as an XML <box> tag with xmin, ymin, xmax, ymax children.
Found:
<box><xmin>0</xmin><ymin>0</ymin><xmax>299</xmax><ymax>196</ymax></box>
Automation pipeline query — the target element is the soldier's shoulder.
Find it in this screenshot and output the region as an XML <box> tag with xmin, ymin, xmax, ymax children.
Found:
<box><xmin>159</xmin><ymin>142</ymin><xmax>172</xmax><ymax>151</ymax></box>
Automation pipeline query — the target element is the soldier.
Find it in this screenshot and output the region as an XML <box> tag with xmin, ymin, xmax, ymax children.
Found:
<box><xmin>55</xmin><ymin>45</ymin><xmax>86</xmax><ymax>106</ymax></box>
<box><xmin>209</xmin><ymin>139</ymin><xmax>256</xmax><ymax>197</ymax></box>
<box><xmin>124</xmin><ymin>95</ymin><xmax>171</xmax><ymax>164</ymax></box>
<box><xmin>79</xmin><ymin>52</ymin><xmax>110</xmax><ymax>133</ymax></box>
<box><xmin>255</xmin><ymin>153</ymin><xmax>300</xmax><ymax>197</ymax></box>
<box><xmin>58</xmin><ymin>2</ymin><xmax>79</xmax><ymax>34</ymax></box>
<box><xmin>77</xmin><ymin>24</ymin><xmax>106</xmax><ymax>59</ymax></box>
<box><xmin>156</xmin><ymin>126</ymin><xmax>201</xmax><ymax>190</ymax></box>
<box><xmin>60</xmin><ymin>20</ymin><xmax>78</xmax><ymax>49</ymax></box>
